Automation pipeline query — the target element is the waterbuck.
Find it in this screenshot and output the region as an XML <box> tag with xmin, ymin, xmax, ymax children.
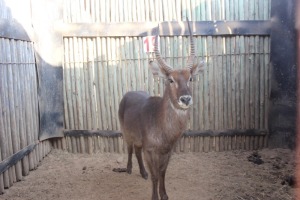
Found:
<box><xmin>118</xmin><ymin>21</ymin><xmax>204</xmax><ymax>200</ymax></box>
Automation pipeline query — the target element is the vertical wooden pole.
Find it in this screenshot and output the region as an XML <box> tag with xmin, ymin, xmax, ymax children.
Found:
<box><xmin>295</xmin><ymin>8</ymin><xmax>300</xmax><ymax>198</ymax></box>
<box><xmin>8</xmin><ymin>39</ymin><xmax>23</xmax><ymax>181</ymax></box>
<box><xmin>204</xmin><ymin>137</ymin><xmax>210</xmax><ymax>152</ymax></box>
<box><xmin>219</xmin><ymin>136</ymin><xmax>223</xmax><ymax>151</ymax></box>
<box><xmin>88</xmin><ymin>136</ymin><xmax>93</xmax><ymax>154</ymax></box>
<box><xmin>0</xmin><ymin>112</ymin><xmax>4</xmax><ymax>193</ymax></box>
<box><xmin>0</xmin><ymin>50</ymin><xmax>8</xmax><ymax>189</ymax></box>
<box><xmin>2</xmin><ymin>39</ymin><xmax>13</xmax><ymax>186</ymax></box>
<box><xmin>183</xmin><ymin>136</ymin><xmax>189</xmax><ymax>153</ymax></box>
<box><xmin>0</xmin><ymin>150</ymin><xmax>4</xmax><ymax>193</ymax></box>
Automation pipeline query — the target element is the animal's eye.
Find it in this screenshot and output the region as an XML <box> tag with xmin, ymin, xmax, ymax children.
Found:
<box><xmin>189</xmin><ymin>77</ymin><xmax>193</xmax><ymax>82</ymax></box>
<box><xmin>168</xmin><ymin>78</ymin><xmax>174</xmax><ymax>83</ymax></box>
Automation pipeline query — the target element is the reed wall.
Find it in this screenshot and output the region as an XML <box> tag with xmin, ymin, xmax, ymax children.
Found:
<box><xmin>61</xmin><ymin>0</ymin><xmax>272</xmax><ymax>153</ymax></box>
<box><xmin>63</xmin><ymin>0</ymin><xmax>270</xmax><ymax>22</ymax></box>
<box><xmin>63</xmin><ymin>36</ymin><xmax>270</xmax><ymax>131</ymax></box>
<box><xmin>52</xmin><ymin>130</ymin><xmax>268</xmax><ymax>154</ymax></box>
<box><xmin>0</xmin><ymin>0</ymin><xmax>52</xmax><ymax>194</ymax></box>
<box><xmin>0</xmin><ymin>37</ymin><xmax>52</xmax><ymax>193</ymax></box>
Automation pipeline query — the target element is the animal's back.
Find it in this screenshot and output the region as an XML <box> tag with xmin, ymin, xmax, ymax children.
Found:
<box><xmin>119</xmin><ymin>91</ymin><xmax>150</xmax><ymax>147</ymax></box>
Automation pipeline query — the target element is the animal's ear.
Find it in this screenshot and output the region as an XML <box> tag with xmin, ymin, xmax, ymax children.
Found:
<box><xmin>149</xmin><ymin>61</ymin><xmax>169</xmax><ymax>78</ymax></box>
<box><xmin>190</xmin><ymin>61</ymin><xmax>205</xmax><ymax>76</ymax></box>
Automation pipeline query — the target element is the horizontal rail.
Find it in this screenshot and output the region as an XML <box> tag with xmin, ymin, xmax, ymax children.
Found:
<box><xmin>0</xmin><ymin>141</ymin><xmax>38</xmax><ymax>174</ymax></box>
<box><xmin>58</xmin><ymin>20</ymin><xmax>271</xmax><ymax>37</ymax></box>
<box><xmin>64</xmin><ymin>130</ymin><xmax>122</xmax><ymax>137</ymax></box>
<box><xmin>64</xmin><ymin>129</ymin><xmax>268</xmax><ymax>138</ymax></box>
<box><xmin>185</xmin><ymin>129</ymin><xmax>268</xmax><ymax>137</ymax></box>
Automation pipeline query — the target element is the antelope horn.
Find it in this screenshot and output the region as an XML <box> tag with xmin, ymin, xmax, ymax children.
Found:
<box><xmin>186</xmin><ymin>18</ymin><xmax>196</xmax><ymax>69</ymax></box>
<box><xmin>154</xmin><ymin>26</ymin><xmax>173</xmax><ymax>73</ymax></box>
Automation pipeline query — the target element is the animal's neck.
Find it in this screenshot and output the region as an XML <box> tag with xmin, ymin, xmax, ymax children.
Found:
<box><xmin>160</xmin><ymin>89</ymin><xmax>189</xmax><ymax>138</ymax></box>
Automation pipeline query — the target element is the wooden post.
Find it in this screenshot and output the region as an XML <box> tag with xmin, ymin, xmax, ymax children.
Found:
<box><xmin>0</xmin><ymin>100</ymin><xmax>5</xmax><ymax>192</ymax></box>
<box><xmin>57</xmin><ymin>138</ymin><xmax>62</xmax><ymax>149</ymax></box>
<box><xmin>88</xmin><ymin>136</ymin><xmax>93</xmax><ymax>154</ymax></box>
<box><xmin>66</xmin><ymin>136</ymin><xmax>72</xmax><ymax>152</ymax></box>
<box><xmin>199</xmin><ymin>136</ymin><xmax>204</xmax><ymax>152</ymax></box>
<box><xmin>204</xmin><ymin>137</ymin><xmax>210</xmax><ymax>152</ymax></box>
<box><xmin>118</xmin><ymin>136</ymin><xmax>123</xmax><ymax>153</ymax></box>
<box><xmin>183</xmin><ymin>136</ymin><xmax>189</xmax><ymax>153</ymax></box>
<box><xmin>8</xmin><ymin>39</ymin><xmax>23</xmax><ymax>181</ymax></box>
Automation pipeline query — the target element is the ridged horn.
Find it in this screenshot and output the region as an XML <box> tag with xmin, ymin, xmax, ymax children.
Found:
<box><xmin>186</xmin><ymin>18</ymin><xmax>196</xmax><ymax>69</ymax></box>
<box><xmin>154</xmin><ymin>25</ymin><xmax>173</xmax><ymax>73</ymax></box>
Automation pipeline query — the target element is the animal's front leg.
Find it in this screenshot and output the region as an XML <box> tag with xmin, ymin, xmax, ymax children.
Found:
<box><xmin>159</xmin><ymin>170</ymin><xmax>168</xmax><ymax>200</ymax></box>
<box><xmin>159</xmin><ymin>153</ymin><xmax>171</xmax><ymax>200</ymax></box>
<box><xmin>144</xmin><ymin>150</ymin><xmax>160</xmax><ymax>200</ymax></box>
<box><xmin>151</xmin><ymin>174</ymin><xmax>159</xmax><ymax>200</ymax></box>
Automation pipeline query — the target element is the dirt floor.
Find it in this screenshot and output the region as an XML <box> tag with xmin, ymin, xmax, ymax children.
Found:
<box><xmin>1</xmin><ymin>148</ymin><xmax>295</xmax><ymax>200</ymax></box>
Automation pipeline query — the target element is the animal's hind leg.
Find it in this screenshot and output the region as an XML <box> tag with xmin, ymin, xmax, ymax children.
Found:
<box><xmin>111</xmin><ymin>141</ymin><xmax>133</xmax><ymax>174</ymax></box>
<box><xmin>126</xmin><ymin>143</ymin><xmax>133</xmax><ymax>174</ymax></box>
<box><xmin>134</xmin><ymin>145</ymin><xmax>148</xmax><ymax>179</ymax></box>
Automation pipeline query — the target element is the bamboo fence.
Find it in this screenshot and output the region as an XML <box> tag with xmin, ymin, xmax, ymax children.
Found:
<box><xmin>60</xmin><ymin>0</ymin><xmax>271</xmax><ymax>153</ymax></box>
<box><xmin>0</xmin><ymin>0</ymin><xmax>53</xmax><ymax>194</ymax></box>
<box><xmin>63</xmin><ymin>36</ymin><xmax>270</xmax><ymax>131</ymax></box>
<box><xmin>51</xmin><ymin>129</ymin><xmax>268</xmax><ymax>154</ymax></box>
<box><xmin>63</xmin><ymin>0</ymin><xmax>270</xmax><ymax>22</ymax></box>
<box><xmin>0</xmin><ymin>38</ymin><xmax>51</xmax><ymax>193</ymax></box>
<box><xmin>60</xmin><ymin>35</ymin><xmax>271</xmax><ymax>153</ymax></box>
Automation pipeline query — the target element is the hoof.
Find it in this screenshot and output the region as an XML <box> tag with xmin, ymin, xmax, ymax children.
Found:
<box><xmin>126</xmin><ymin>168</ymin><xmax>132</xmax><ymax>174</ymax></box>
<box><xmin>141</xmin><ymin>171</ymin><xmax>148</xmax><ymax>180</ymax></box>
<box><xmin>161</xmin><ymin>194</ymin><xmax>168</xmax><ymax>200</ymax></box>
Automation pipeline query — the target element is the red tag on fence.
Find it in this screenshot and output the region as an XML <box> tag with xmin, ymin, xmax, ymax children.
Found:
<box><xmin>143</xmin><ymin>36</ymin><xmax>159</xmax><ymax>53</ymax></box>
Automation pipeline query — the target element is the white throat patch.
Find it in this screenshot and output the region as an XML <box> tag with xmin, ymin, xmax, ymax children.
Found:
<box><xmin>169</xmin><ymin>100</ymin><xmax>188</xmax><ymax>116</ymax></box>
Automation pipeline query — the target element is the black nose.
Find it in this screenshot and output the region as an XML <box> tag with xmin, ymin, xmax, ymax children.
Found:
<box><xmin>179</xmin><ymin>96</ymin><xmax>191</xmax><ymax>105</ymax></box>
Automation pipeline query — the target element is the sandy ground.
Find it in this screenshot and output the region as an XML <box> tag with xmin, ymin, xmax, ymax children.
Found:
<box><xmin>1</xmin><ymin>148</ymin><xmax>295</xmax><ymax>200</ymax></box>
